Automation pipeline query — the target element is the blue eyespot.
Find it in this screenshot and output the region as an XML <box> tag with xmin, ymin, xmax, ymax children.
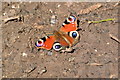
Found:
<box><xmin>55</xmin><ymin>45</ymin><xmax>61</xmax><ymax>49</ymax></box>
<box><xmin>53</xmin><ymin>42</ymin><xmax>62</xmax><ymax>51</ymax></box>
<box><xmin>72</xmin><ymin>32</ymin><xmax>77</xmax><ymax>38</ymax></box>
<box><xmin>69</xmin><ymin>31</ymin><xmax>79</xmax><ymax>39</ymax></box>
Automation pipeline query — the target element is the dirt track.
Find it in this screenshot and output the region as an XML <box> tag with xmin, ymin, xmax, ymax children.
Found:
<box><xmin>2</xmin><ymin>2</ymin><xmax>119</xmax><ymax>78</ymax></box>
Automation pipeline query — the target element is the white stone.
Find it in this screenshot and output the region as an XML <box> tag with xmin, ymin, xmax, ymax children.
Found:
<box><xmin>95</xmin><ymin>49</ymin><xmax>98</xmax><ymax>52</ymax></box>
<box><xmin>22</xmin><ymin>52</ymin><xmax>27</xmax><ymax>57</ymax></box>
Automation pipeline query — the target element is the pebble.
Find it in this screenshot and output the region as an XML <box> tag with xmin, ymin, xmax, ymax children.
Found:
<box><xmin>11</xmin><ymin>5</ymin><xmax>16</xmax><ymax>9</ymax></box>
<box><xmin>68</xmin><ymin>57</ymin><xmax>75</xmax><ymax>62</ymax></box>
<box><xmin>40</xmin><ymin>67</ymin><xmax>47</xmax><ymax>75</ymax></box>
<box><xmin>40</xmin><ymin>53</ymin><xmax>45</xmax><ymax>56</ymax></box>
<box><xmin>22</xmin><ymin>52</ymin><xmax>27</xmax><ymax>57</ymax></box>
<box><xmin>50</xmin><ymin>15</ymin><xmax>57</xmax><ymax>25</ymax></box>
<box><xmin>2</xmin><ymin>75</ymin><xmax>7</xmax><ymax>78</ymax></box>
<box><xmin>47</xmin><ymin>51</ymin><xmax>53</xmax><ymax>56</ymax></box>
<box><xmin>107</xmin><ymin>42</ymin><xmax>109</xmax><ymax>44</ymax></box>
<box><xmin>29</xmin><ymin>1</ymin><xmax>32</xmax><ymax>3</ymax></box>
<box><xmin>49</xmin><ymin>9</ymin><xmax>53</xmax><ymax>13</ymax></box>
<box><xmin>9</xmin><ymin>51</ymin><xmax>13</xmax><ymax>55</ymax></box>
<box><xmin>40</xmin><ymin>69</ymin><xmax>47</xmax><ymax>75</ymax></box>
<box><xmin>11</xmin><ymin>4</ymin><xmax>20</xmax><ymax>9</ymax></box>
<box><xmin>95</xmin><ymin>49</ymin><xmax>98</xmax><ymax>52</ymax></box>
<box><xmin>57</xmin><ymin>4</ymin><xmax>61</xmax><ymax>8</ymax></box>
<box><xmin>3</xmin><ymin>12</ymin><xmax>7</xmax><ymax>16</ymax></box>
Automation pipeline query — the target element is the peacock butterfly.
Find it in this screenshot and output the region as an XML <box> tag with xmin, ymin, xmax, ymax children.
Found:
<box><xmin>35</xmin><ymin>15</ymin><xmax>80</xmax><ymax>52</ymax></box>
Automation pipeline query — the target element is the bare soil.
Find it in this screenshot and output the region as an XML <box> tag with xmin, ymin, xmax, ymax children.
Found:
<box><xmin>2</xmin><ymin>2</ymin><xmax>119</xmax><ymax>78</ymax></box>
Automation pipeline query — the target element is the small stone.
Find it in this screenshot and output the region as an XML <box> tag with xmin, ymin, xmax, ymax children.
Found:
<box><xmin>22</xmin><ymin>52</ymin><xmax>27</xmax><ymax>57</ymax></box>
<box><xmin>11</xmin><ymin>5</ymin><xmax>16</xmax><ymax>8</ymax></box>
<box><xmin>50</xmin><ymin>15</ymin><xmax>57</xmax><ymax>25</ymax></box>
<box><xmin>57</xmin><ymin>4</ymin><xmax>61</xmax><ymax>7</ymax></box>
<box><xmin>110</xmin><ymin>74</ymin><xmax>116</xmax><ymax>78</ymax></box>
<box><xmin>17</xmin><ymin>36</ymin><xmax>20</xmax><ymax>38</ymax></box>
<box><xmin>9</xmin><ymin>51</ymin><xmax>13</xmax><ymax>55</ymax></box>
<box><xmin>40</xmin><ymin>67</ymin><xmax>47</xmax><ymax>75</ymax></box>
<box><xmin>40</xmin><ymin>70</ymin><xmax>46</xmax><ymax>74</ymax></box>
<box><xmin>95</xmin><ymin>49</ymin><xmax>97</xmax><ymax>52</ymax></box>
<box><xmin>2</xmin><ymin>75</ymin><xmax>7</xmax><ymax>78</ymax></box>
<box><xmin>47</xmin><ymin>51</ymin><xmax>53</xmax><ymax>56</ymax></box>
<box><xmin>3</xmin><ymin>12</ymin><xmax>7</xmax><ymax>16</ymax></box>
<box><xmin>40</xmin><ymin>53</ymin><xmax>44</xmax><ymax>56</ymax></box>
<box><xmin>107</xmin><ymin>42</ymin><xmax>109</xmax><ymax>44</ymax></box>
<box><xmin>29</xmin><ymin>1</ymin><xmax>32</xmax><ymax>3</ymax></box>
<box><xmin>68</xmin><ymin>57</ymin><xmax>75</xmax><ymax>62</ymax></box>
<box><xmin>49</xmin><ymin>9</ymin><xmax>53</xmax><ymax>13</ymax></box>
<box><xmin>68</xmin><ymin>69</ymin><xmax>71</xmax><ymax>71</ymax></box>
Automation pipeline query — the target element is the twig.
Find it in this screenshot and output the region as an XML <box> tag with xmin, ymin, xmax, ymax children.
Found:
<box><xmin>2</xmin><ymin>16</ymin><xmax>23</xmax><ymax>23</ymax></box>
<box><xmin>27</xmin><ymin>66</ymin><xmax>37</xmax><ymax>74</ymax></box>
<box><xmin>87</xmin><ymin>63</ymin><xmax>103</xmax><ymax>66</ymax></box>
<box><xmin>88</xmin><ymin>18</ymin><xmax>115</xmax><ymax>24</ymax></box>
<box><xmin>109</xmin><ymin>34</ymin><xmax>120</xmax><ymax>43</ymax></box>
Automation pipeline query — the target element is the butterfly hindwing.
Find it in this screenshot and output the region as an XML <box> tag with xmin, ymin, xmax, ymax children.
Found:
<box><xmin>35</xmin><ymin>36</ymin><xmax>55</xmax><ymax>50</ymax></box>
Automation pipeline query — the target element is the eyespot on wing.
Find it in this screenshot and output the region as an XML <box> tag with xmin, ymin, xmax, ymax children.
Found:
<box><xmin>35</xmin><ymin>36</ymin><xmax>56</xmax><ymax>50</ymax></box>
<box><xmin>60</xmin><ymin>15</ymin><xmax>78</xmax><ymax>32</ymax></box>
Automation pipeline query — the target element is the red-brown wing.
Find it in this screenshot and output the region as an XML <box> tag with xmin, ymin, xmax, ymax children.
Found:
<box><xmin>60</xmin><ymin>15</ymin><xmax>78</xmax><ymax>32</ymax></box>
<box><xmin>35</xmin><ymin>36</ymin><xmax>56</xmax><ymax>50</ymax></box>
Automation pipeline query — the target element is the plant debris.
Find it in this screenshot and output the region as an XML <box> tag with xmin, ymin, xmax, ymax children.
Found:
<box><xmin>78</xmin><ymin>3</ymin><xmax>102</xmax><ymax>15</ymax></box>
<box><xmin>40</xmin><ymin>67</ymin><xmax>47</xmax><ymax>75</ymax></box>
<box><xmin>87</xmin><ymin>63</ymin><xmax>103</xmax><ymax>66</ymax></box>
<box><xmin>2</xmin><ymin>16</ymin><xmax>24</xmax><ymax>23</ymax></box>
<box><xmin>26</xmin><ymin>66</ymin><xmax>37</xmax><ymax>74</ymax></box>
<box><xmin>88</xmin><ymin>18</ymin><xmax>115</xmax><ymax>24</ymax></box>
<box><xmin>110</xmin><ymin>74</ymin><xmax>116</xmax><ymax>78</ymax></box>
<box><xmin>50</xmin><ymin>15</ymin><xmax>57</xmax><ymax>25</ymax></box>
<box><xmin>109</xmin><ymin>34</ymin><xmax>120</xmax><ymax>43</ymax></box>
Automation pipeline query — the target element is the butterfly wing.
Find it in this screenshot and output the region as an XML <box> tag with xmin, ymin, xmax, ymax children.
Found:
<box><xmin>35</xmin><ymin>15</ymin><xmax>79</xmax><ymax>51</ymax></box>
<box><xmin>54</xmin><ymin>30</ymin><xmax>74</xmax><ymax>47</ymax></box>
<box><xmin>35</xmin><ymin>36</ymin><xmax>56</xmax><ymax>50</ymax></box>
<box><xmin>59</xmin><ymin>15</ymin><xmax>79</xmax><ymax>47</ymax></box>
<box><xmin>60</xmin><ymin>15</ymin><xmax>78</xmax><ymax>32</ymax></box>
<box><xmin>52</xmin><ymin>30</ymin><xmax>80</xmax><ymax>51</ymax></box>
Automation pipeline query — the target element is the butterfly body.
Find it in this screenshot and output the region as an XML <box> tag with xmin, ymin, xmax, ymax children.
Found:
<box><xmin>35</xmin><ymin>15</ymin><xmax>80</xmax><ymax>52</ymax></box>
